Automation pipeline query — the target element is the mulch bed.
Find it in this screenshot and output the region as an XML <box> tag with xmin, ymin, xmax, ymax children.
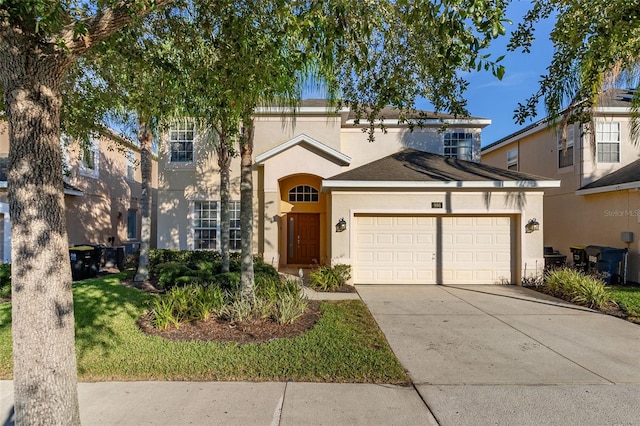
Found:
<box><xmin>137</xmin><ymin>300</ymin><xmax>322</xmax><ymax>344</ymax></box>
<box><xmin>123</xmin><ymin>278</ymin><xmax>324</xmax><ymax>344</ymax></box>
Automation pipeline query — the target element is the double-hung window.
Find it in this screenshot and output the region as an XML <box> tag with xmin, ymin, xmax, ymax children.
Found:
<box><xmin>557</xmin><ymin>126</ymin><xmax>575</xmax><ymax>168</ymax></box>
<box><xmin>169</xmin><ymin>121</ymin><xmax>194</xmax><ymax>163</ymax></box>
<box><xmin>194</xmin><ymin>201</ymin><xmax>218</xmax><ymax>250</ymax></box>
<box><xmin>444</xmin><ymin>131</ymin><xmax>474</xmax><ymax>161</ymax></box>
<box><xmin>229</xmin><ymin>201</ymin><xmax>241</xmax><ymax>250</ymax></box>
<box><xmin>126</xmin><ymin>150</ymin><xmax>136</xmax><ymax>180</ymax></box>
<box><xmin>596</xmin><ymin>122</ymin><xmax>620</xmax><ymax>163</ymax></box>
<box><xmin>193</xmin><ymin>201</ymin><xmax>242</xmax><ymax>250</ymax></box>
<box><xmin>80</xmin><ymin>138</ymin><xmax>99</xmax><ymax>178</ymax></box>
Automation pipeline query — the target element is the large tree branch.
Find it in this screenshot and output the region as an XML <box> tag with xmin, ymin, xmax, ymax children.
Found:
<box><xmin>60</xmin><ymin>0</ymin><xmax>174</xmax><ymax>56</ymax></box>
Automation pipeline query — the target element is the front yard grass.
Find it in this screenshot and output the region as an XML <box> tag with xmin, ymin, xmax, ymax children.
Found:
<box><xmin>608</xmin><ymin>285</ymin><xmax>640</xmax><ymax>323</ymax></box>
<box><xmin>0</xmin><ymin>273</ymin><xmax>408</xmax><ymax>383</ymax></box>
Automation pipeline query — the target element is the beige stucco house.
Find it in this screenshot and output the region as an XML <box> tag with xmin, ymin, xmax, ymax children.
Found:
<box><xmin>482</xmin><ymin>89</ymin><xmax>640</xmax><ymax>283</ymax></box>
<box><xmin>0</xmin><ymin>122</ymin><xmax>158</xmax><ymax>263</ymax></box>
<box><xmin>157</xmin><ymin>101</ymin><xmax>559</xmax><ymax>285</ymax></box>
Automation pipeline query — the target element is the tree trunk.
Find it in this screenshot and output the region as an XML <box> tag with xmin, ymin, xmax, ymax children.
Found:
<box><xmin>239</xmin><ymin>118</ymin><xmax>255</xmax><ymax>301</ymax></box>
<box><xmin>134</xmin><ymin>123</ymin><xmax>153</xmax><ymax>282</ymax></box>
<box><xmin>2</xmin><ymin>58</ymin><xmax>80</xmax><ymax>424</ymax></box>
<box><xmin>216</xmin><ymin>130</ymin><xmax>232</xmax><ymax>273</ymax></box>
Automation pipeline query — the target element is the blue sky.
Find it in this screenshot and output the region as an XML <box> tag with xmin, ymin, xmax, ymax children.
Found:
<box><xmin>421</xmin><ymin>1</ymin><xmax>556</xmax><ymax>146</ymax></box>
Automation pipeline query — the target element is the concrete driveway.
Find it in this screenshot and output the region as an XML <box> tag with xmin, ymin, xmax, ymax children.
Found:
<box><xmin>357</xmin><ymin>284</ymin><xmax>640</xmax><ymax>426</ymax></box>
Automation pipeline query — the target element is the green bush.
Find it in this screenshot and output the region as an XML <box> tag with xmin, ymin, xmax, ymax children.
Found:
<box><xmin>274</xmin><ymin>292</ymin><xmax>309</xmax><ymax>324</ymax></box>
<box><xmin>155</xmin><ymin>262</ymin><xmax>199</xmax><ymax>289</ymax></box>
<box><xmin>214</xmin><ymin>272</ymin><xmax>241</xmax><ymax>292</ymax></box>
<box><xmin>0</xmin><ymin>264</ymin><xmax>10</xmax><ymax>299</ymax></box>
<box><xmin>545</xmin><ymin>267</ymin><xmax>609</xmax><ymax>309</ymax></box>
<box><xmin>308</xmin><ymin>264</ymin><xmax>352</xmax><ymax>292</ymax></box>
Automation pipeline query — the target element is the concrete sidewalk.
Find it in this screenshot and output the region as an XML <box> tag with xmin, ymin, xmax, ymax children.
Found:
<box><xmin>1</xmin><ymin>381</ymin><xmax>436</xmax><ymax>425</ymax></box>
<box><xmin>358</xmin><ymin>284</ymin><xmax>640</xmax><ymax>426</ymax></box>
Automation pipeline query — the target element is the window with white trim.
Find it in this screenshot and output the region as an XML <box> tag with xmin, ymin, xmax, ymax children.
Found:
<box><xmin>288</xmin><ymin>185</ymin><xmax>319</xmax><ymax>202</ymax></box>
<box><xmin>444</xmin><ymin>131</ymin><xmax>473</xmax><ymax>161</ymax></box>
<box><xmin>596</xmin><ymin>121</ymin><xmax>620</xmax><ymax>163</ymax></box>
<box><xmin>126</xmin><ymin>150</ymin><xmax>136</xmax><ymax>180</ymax></box>
<box><xmin>169</xmin><ymin>121</ymin><xmax>194</xmax><ymax>163</ymax></box>
<box><xmin>193</xmin><ymin>201</ymin><xmax>242</xmax><ymax>250</ymax></box>
<box><xmin>229</xmin><ymin>201</ymin><xmax>241</xmax><ymax>250</ymax></box>
<box><xmin>60</xmin><ymin>135</ymin><xmax>71</xmax><ymax>177</ymax></box>
<box><xmin>557</xmin><ymin>126</ymin><xmax>575</xmax><ymax>168</ymax></box>
<box><xmin>194</xmin><ymin>201</ymin><xmax>218</xmax><ymax>249</ymax></box>
<box><xmin>79</xmin><ymin>138</ymin><xmax>99</xmax><ymax>178</ymax></box>
<box><xmin>507</xmin><ymin>148</ymin><xmax>518</xmax><ymax>171</ymax></box>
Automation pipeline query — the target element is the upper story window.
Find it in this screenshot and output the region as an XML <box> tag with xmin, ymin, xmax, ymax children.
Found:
<box><xmin>596</xmin><ymin>121</ymin><xmax>620</xmax><ymax>163</ymax></box>
<box><xmin>506</xmin><ymin>148</ymin><xmax>518</xmax><ymax>171</ymax></box>
<box><xmin>169</xmin><ymin>121</ymin><xmax>194</xmax><ymax>163</ymax></box>
<box><xmin>60</xmin><ymin>135</ymin><xmax>71</xmax><ymax>178</ymax></box>
<box><xmin>79</xmin><ymin>138</ymin><xmax>99</xmax><ymax>178</ymax></box>
<box><xmin>126</xmin><ymin>150</ymin><xmax>136</xmax><ymax>180</ymax></box>
<box><xmin>557</xmin><ymin>126</ymin><xmax>575</xmax><ymax>168</ymax></box>
<box><xmin>289</xmin><ymin>185</ymin><xmax>318</xmax><ymax>202</ymax></box>
<box><xmin>444</xmin><ymin>131</ymin><xmax>473</xmax><ymax>161</ymax></box>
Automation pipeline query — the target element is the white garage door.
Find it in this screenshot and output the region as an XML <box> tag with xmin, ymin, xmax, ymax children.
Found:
<box><xmin>353</xmin><ymin>215</ymin><xmax>513</xmax><ymax>284</ymax></box>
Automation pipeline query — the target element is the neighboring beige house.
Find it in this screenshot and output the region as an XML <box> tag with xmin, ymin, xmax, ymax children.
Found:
<box><xmin>482</xmin><ymin>89</ymin><xmax>640</xmax><ymax>283</ymax></box>
<box><xmin>157</xmin><ymin>101</ymin><xmax>559</xmax><ymax>285</ymax></box>
<box><xmin>0</xmin><ymin>122</ymin><xmax>158</xmax><ymax>263</ymax></box>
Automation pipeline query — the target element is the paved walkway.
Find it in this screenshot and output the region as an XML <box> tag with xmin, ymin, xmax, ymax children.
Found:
<box><xmin>3</xmin><ymin>284</ymin><xmax>640</xmax><ymax>425</ymax></box>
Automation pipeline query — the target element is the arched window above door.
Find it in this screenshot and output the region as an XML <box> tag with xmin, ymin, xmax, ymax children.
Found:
<box><xmin>288</xmin><ymin>185</ymin><xmax>319</xmax><ymax>202</ymax></box>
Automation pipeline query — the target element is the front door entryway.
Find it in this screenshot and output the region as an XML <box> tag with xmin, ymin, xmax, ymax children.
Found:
<box><xmin>287</xmin><ymin>213</ymin><xmax>320</xmax><ymax>264</ymax></box>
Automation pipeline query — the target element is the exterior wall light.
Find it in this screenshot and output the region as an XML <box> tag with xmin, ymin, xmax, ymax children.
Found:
<box><xmin>335</xmin><ymin>217</ymin><xmax>347</xmax><ymax>232</ymax></box>
<box><xmin>525</xmin><ymin>218</ymin><xmax>540</xmax><ymax>233</ymax></box>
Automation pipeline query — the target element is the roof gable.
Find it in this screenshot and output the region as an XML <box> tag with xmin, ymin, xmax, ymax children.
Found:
<box><xmin>254</xmin><ymin>133</ymin><xmax>351</xmax><ymax>166</ymax></box>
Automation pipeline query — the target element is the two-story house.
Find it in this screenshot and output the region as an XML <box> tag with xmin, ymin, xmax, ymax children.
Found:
<box><xmin>482</xmin><ymin>89</ymin><xmax>640</xmax><ymax>283</ymax></box>
<box><xmin>156</xmin><ymin>101</ymin><xmax>559</xmax><ymax>285</ymax></box>
<box><xmin>0</xmin><ymin>121</ymin><xmax>158</xmax><ymax>263</ymax></box>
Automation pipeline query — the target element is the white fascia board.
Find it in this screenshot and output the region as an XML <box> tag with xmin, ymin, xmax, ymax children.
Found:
<box><xmin>345</xmin><ymin>118</ymin><xmax>492</xmax><ymax>128</ymax></box>
<box><xmin>322</xmin><ymin>180</ymin><xmax>561</xmax><ymax>190</ymax></box>
<box><xmin>255</xmin><ymin>133</ymin><xmax>351</xmax><ymax>166</ymax></box>
<box><xmin>254</xmin><ymin>106</ymin><xmax>350</xmax><ymax>115</ymax></box>
<box><xmin>593</xmin><ymin>107</ymin><xmax>631</xmax><ymax>115</ymax></box>
<box><xmin>481</xmin><ymin>121</ymin><xmax>549</xmax><ymax>155</ymax></box>
<box><xmin>576</xmin><ymin>181</ymin><xmax>640</xmax><ymax>196</ymax></box>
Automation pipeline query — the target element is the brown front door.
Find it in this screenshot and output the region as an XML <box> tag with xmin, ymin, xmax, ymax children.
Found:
<box><xmin>287</xmin><ymin>213</ymin><xmax>320</xmax><ymax>264</ymax></box>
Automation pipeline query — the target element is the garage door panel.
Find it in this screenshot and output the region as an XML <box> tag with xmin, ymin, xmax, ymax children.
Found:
<box><xmin>354</xmin><ymin>215</ymin><xmax>513</xmax><ymax>285</ymax></box>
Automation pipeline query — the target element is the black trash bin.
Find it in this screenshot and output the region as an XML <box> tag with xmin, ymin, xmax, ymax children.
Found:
<box><xmin>585</xmin><ymin>245</ymin><xmax>628</xmax><ymax>284</ymax></box>
<box><xmin>570</xmin><ymin>245</ymin><xmax>588</xmax><ymax>271</ymax></box>
<box><xmin>104</xmin><ymin>246</ymin><xmax>125</xmax><ymax>270</ymax></box>
<box><xmin>543</xmin><ymin>247</ymin><xmax>566</xmax><ymax>270</ymax></box>
<box><xmin>69</xmin><ymin>246</ymin><xmax>98</xmax><ymax>281</ymax></box>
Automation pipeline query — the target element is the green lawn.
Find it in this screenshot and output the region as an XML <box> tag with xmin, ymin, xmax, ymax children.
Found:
<box><xmin>608</xmin><ymin>285</ymin><xmax>640</xmax><ymax>323</ymax></box>
<box><xmin>0</xmin><ymin>274</ymin><xmax>408</xmax><ymax>383</ymax></box>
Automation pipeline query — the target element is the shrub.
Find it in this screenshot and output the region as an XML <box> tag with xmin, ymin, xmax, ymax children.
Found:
<box><xmin>274</xmin><ymin>292</ymin><xmax>309</xmax><ymax>324</ymax></box>
<box><xmin>308</xmin><ymin>264</ymin><xmax>352</xmax><ymax>292</ymax></box>
<box><xmin>155</xmin><ymin>262</ymin><xmax>199</xmax><ymax>289</ymax></box>
<box><xmin>0</xmin><ymin>264</ymin><xmax>10</xmax><ymax>299</ymax></box>
<box><xmin>545</xmin><ymin>267</ymin><xmax>610</xmax><ymax>309</ymax></box>
<box><xmin>214</xmin><ymin>272</ymin><xmax>241</xmax><ymax>292</ymax></box>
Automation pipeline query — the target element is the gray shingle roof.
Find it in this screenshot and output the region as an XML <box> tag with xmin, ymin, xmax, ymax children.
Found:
<box><xmin>579</xmin><ymin>159</ymin><xmax>640</xmax><ymax>191</ymax></box>
<box><xmin>326</xmin><ymin>149</ymin><xmax>553</xmax><ymax>182</ymax></box>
